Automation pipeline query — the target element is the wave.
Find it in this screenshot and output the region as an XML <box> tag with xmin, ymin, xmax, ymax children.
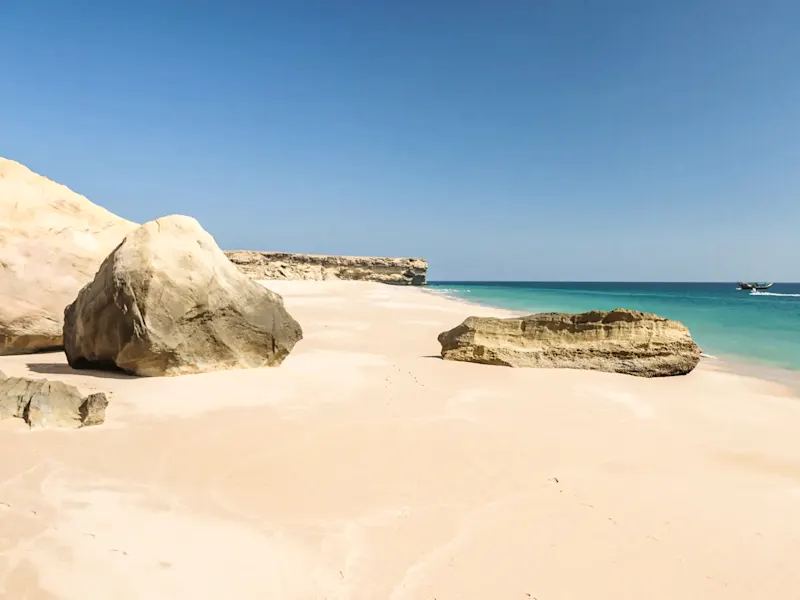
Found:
<box><xmin>750</xmin><ymin>290</ymin><xmax>800</xmax><ymax>297</ymax></box>
<box><xmin>426</xmin><ymin>288</ymin><xmax>471</xmax><ymax>295</ymax></box>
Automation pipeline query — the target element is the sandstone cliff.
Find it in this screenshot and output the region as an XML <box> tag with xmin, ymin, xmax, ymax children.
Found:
<box><xmin>225</xmin><ymin>251</ymin><xmax>428</xmax><ymax>286</ymax></box>
<box><xmin>438</xmin><ymin>309</ymin><xmax>701</xmax><ymax>377</ymax></box>
<box><xmin>0</xmin><ymin>158</ymin><xmax>138</xmax><ymax>354</ymax></box>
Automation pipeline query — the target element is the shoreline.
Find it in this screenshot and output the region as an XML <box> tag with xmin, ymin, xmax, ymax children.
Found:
<box><xmin>424</xmin><ymin>284</ymin><xmax>800</xmax><ymax>397</ymax></box>
<box><xmin>2</xmin><ymin>280</ymin><xmax>799</xmax><ymax>598</ymax></box>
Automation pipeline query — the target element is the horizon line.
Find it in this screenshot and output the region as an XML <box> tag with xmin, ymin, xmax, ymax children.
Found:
<box><xmin>427</xmin><ymin>280</ymin><xmax>800</xmax><ymax>284</ymax></box>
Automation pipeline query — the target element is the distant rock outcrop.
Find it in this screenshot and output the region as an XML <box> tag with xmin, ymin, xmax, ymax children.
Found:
<box><xmin>438</xmin><ymin>309</ymin><xmax>701</xmax><ymax>377</ymax></box>
<box><xmin>0</xmin><ymin>371</ymin><xmax>108</xmax><ymax>428</ymax></box>
<box><xmin>225</xmin><ymin>251</ymin><xmax>428</xmax><ymax>286</ymax></box>
<box><xmin>63</xmin><ymin>215</ymin><xmax>303</xmax><ymax>377</ymax></box>
<box><xmin>0</xmin><ymin>158</ymin><xmax>138</xmax><ymax>355</ymax></box>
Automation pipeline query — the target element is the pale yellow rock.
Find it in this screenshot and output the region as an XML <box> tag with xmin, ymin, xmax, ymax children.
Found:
<box><xmin>63</xmin><ymin>215</ymin><xmax>304</xmax><ymax>377</ymax></box>
<box><xmin>226</xmin><ymin>251</ymin><xmax>428</xmax><ymax>285</ymax></box>
<box><xmin>0</xmin><ymin>158</ymin><xmax>138</xmax><ymax>354</ymax></box>
<box><xmin>438</xmin><ymin>308</ymin><xmax>702</xmax><ymax>377</ymax></box>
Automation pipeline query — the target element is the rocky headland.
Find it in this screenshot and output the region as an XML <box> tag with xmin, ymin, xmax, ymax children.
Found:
<box><xmin>225</xmin><ymin>251</ymin><xmax>428</xmax><ymax>285</ymax></box>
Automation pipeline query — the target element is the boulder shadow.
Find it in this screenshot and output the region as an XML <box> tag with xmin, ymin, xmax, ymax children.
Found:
<box><xmin>421</xmin><ymin>355</ymin><xmax>443</xmax><ymax>360</ymax></box>
<box><xmin>26</xmin><ymin>362</ymin><xmax>137</xmax><ymax>380</ymax></box>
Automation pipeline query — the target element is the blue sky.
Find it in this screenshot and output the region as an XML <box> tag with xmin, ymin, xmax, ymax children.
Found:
<box><xmin>2</xmin><ymin>1</ymin><xmax>799</xmax><ymax>281</ymax></box>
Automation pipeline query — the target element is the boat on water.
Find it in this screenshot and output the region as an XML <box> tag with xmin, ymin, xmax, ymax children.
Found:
<box><xmin>737</xmin><ymin>281</ymin><xmax>773</xmax><ymax>291</ymax></box>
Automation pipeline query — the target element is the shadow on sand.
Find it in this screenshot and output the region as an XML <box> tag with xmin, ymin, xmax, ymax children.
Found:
<box><xmin>26</xmin><ymin>362</ymin><xmax>137</xmax><ymax>380</ymax></box>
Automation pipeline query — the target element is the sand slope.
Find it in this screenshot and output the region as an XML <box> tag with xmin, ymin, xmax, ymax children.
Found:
<box><xmin>1</xmin><ymin>281</ymin><xmax>799</xmax><ymax>599</ymax></box>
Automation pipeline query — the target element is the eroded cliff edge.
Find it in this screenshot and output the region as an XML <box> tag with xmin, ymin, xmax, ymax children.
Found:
<box><xmin>225</xmin><ymin>251</ymin><xmax>428</xmax><ymax>286</ymax></box>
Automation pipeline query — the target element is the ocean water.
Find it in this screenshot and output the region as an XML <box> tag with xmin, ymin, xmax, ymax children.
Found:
<box><xmin>428</xmin><ymin>282</ymin><xmax>800</xmax><ymax>372</ymax></box>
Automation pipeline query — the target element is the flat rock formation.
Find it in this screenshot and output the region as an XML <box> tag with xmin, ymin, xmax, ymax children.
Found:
<box><xmin>226</xmin><ymin>251</ymin><xmax>428</xmax><ymax>285</ymax></box>
<box><xmin>64</xmin><ymin>215</ymin><xmax>303</xmax><ymax>377</ymax></box>
<box><xmin>0</xmin><ymin>370</ymin><xmax>108</xmax><ymax>428</ymax></box>
<box><xmin>0</xmin><ymin>158</ymin><xmax>138</xmax><ymax>354</ymax></box>
<box><xmin>438</xmin><ymin>308</ymin><xmax>701</xmax><ymax>377</ymax></box>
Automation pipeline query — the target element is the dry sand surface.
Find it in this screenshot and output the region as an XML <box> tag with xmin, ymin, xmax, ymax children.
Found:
<box><xmin>1</xmin><ymin>281</ymin><xmax>800</xmax><ymax>599</ymax></box>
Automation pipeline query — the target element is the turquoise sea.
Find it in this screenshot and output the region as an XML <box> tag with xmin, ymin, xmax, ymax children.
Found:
<box><xmin>428</xmin><ymin>282</ymin><xmax>800</xmax><ymax>373</ymax></box>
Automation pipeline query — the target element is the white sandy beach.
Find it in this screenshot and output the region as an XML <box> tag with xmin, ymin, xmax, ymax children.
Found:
<box><xmin>1</xmin><ymin>280</ymin><xmax>799</xmax><ymax>599</ymax></box>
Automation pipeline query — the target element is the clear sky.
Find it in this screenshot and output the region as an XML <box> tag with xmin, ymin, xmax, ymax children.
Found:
<box><xmin>2</xmin><ymin>1</ymin><xmax>799</xmax><ymax>281</ymax></box>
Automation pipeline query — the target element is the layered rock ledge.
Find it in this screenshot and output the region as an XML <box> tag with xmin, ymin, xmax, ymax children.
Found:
<box><xmin>438</xmin><ymin>308</ymin><xmax>701</xmax><ymax>377</ymax></box>
<box><xmin>225</xmin><ymin>251</ymin><xmax>428</xmax><ymax>286</ymax></box>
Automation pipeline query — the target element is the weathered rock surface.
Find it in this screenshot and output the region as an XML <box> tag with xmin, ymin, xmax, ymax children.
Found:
<box><xmin>0</xmin><ymin>370</ymin><xmax>108</xmax><ymax>428</ymax></box>
<box><xmin>0</xmin><ymin>158</ymin><xmax>138</xmax><ymax>354</ymax></box>
<box><xmin>438</xmin><ymin>309</ymin><xmax>701</xmax><ymax>377</ymax></box>
<box><xmin>64</xmin><ymin>215</ymin><xmax>304</xmax><ymax>377</ymax></box>
<box><xmin>225</xmin><ymin>251</ymin><xmax>428</xmax><ymax>286</ymax></box>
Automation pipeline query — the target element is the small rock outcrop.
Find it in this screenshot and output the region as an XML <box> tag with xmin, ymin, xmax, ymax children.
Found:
<box><xmin>225</xmin><ymin>251</ymin><xmax>428</xmax><ymax>286</ymax></box>
<box><xmin>0</xmin><ymin>158</ymin><xmax>138</xmax><ymax>354</ymax></box>
<box><xmin>438</xmin><ymin>309</ymin><xmax>701</xmax><ymax>377</ymax></box>
<box><xmin>0</xmin><ymin>371</ymin><xmax>108</xmax><ymax>428</ymax></box>
<box><xmin>63</xmin><ymin>215</ymin><xmax>304</xmax><ymax>377</ymax></box>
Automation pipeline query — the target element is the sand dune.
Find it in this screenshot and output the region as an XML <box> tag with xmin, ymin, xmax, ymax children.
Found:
<box><xmin>1</xmin><ymin>281</ymin><xmax>799</xmax><ymax>599</ymax></box>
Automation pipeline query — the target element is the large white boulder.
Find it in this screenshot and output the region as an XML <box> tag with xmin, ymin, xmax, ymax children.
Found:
<box><xmin>63</xmin><ymin>215</ymin><xmax>304</xmax><ymax>376</ymax></box>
